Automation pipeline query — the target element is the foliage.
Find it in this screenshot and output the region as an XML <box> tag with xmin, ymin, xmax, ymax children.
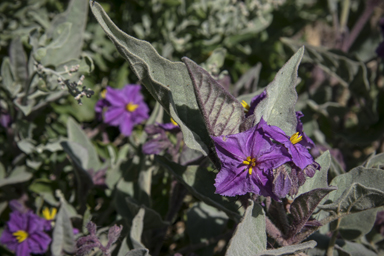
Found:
<box><xmin>0</xmin><ymin>0</ymin><xmax>384</xmax><ymax>256</ymax></box>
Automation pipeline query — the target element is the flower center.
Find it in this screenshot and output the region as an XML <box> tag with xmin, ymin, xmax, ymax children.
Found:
<box><xmin>100</xmin><ymin>89</ymin><xmax>107</xmax><ymax>99</ymax></box>
<box><xmin>13</xmin><ymin>230</ymin><xmax>28</xmax><ymax>243</ymax></box>
<box><xmin>42</xmin><ymin>207</ymin><xmax>57</xmax><ymax>221</ymax></box>
<box><xmin>126</xmin><ymin>102</ymin><xmax>139</xmax><ymax>112</ymax></box>
<box><xmin>290</xmin><ymin>132</ymin><xmax>303</xmax><ymax>144</ymax></box>
<box><xmin>241</xmin><ymin>100</ymin><xmax>250</xmax><ymax>113</ymax></box>
<box><xmin>243</xmin><ymin>156</ymin><xmax>256</xmax><ymax>175</ymax></box>
<box><xmin>170</xmin><ymin>118</ymin><xmax>178</xmax><ymax>126</ymax></box>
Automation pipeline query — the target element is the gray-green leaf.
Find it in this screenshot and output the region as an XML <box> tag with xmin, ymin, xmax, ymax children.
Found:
<box><xmin>254</xmin><ymin>47</ymin><xmax>304</xmax><ymax>136</ymax></box>
<box><xmin>90</xmin><ymin>1</ymin><xmax>210</xmax><ymax>156</ymax></box>
<box><xmin>225</xmin><ymin>201</ymin><xmax>266</xmax><ymax>256</ymax></box>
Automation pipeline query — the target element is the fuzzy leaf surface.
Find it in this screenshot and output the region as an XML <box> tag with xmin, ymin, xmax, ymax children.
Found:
<box><xmin>67</xmin><ymin>117</ymin><xmax>101</xmax><ymax>171</ymax></box>
<box><xmin>255</xmin><ymin>240</ymin><xmax>317</xmax><ymax>256</ymax></box>
<box><xmin>51</xmin><ymin>201</ymin><xmax>76</xmax><ymax>255</ymax></box>
<box><xmin>225</xmin><ymin>201</ymin><xmax>266</xmax><ymax>256</ymax></box>
<box><xmin>40</xmin><ymin>0</ymin><xmax>88</xmax><ymax>65</ymax></box>
<box><xmin>317</xmin><ymin>167</ymin><xmax>384</xmax><ymax>237</ymax></box>
<box><xmin>90</xmin><ymin>1</ymin><xmax>210</xmax><ymax>155</ymax></box>
<box><xmin>130</xmin><ymin>208</ymin><xmax>145</xmax><ymax>249</ymax></box>
<box><xmin>182</xmin><ymin>57</ymin><xmax>244</xmax><ymax>136</ymax></box>
<box><xmin>254</xmin><ymin>47</ymin><xmax>304</xmax><ymax>135</ymax></box>
<box><xmin>288</xmin><ymin>187</ymin><xmax>336</xmax><ymax>243</ymax></box>
<box><xmin>297</xmin><ymin>150</ymin><xmax>331</xmax><ymax>196</ymax></box>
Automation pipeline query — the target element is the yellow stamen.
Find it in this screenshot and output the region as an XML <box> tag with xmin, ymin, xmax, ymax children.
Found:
<box><xmin>42</xmin><ymin>207</ymin><xmax>57</xmax><ymax>221</ymax></box>
<box><xmin>100</xmin><ymin>89</ymin><xmax>107</xmax><ymax>99</ymax></box>
<box><xmin>126</xmin><ymin>102</ymin><xmax>139</xmax><ymax>112</ymax></box>
<box><xmin>241</xmin><ymin>100</ymin><xmax>250</xmax><ymax>113</ymax></box>
<box><xmin>243</xmin><ymin>156</ymin><xmax>256</xmax><ymax>175</ymax></box>
<box><xmin>290</xmin><ymin>132</ymin><xmax>303</xmax><ymax>144</ymax></box>
<box><xmin>13</xmin><ymin>230</ymin><xmax>28</xmax><ymax>243</ymax></box>
<box><xmin>170</xmin><ymin>118</ymin><xmax>178</xmax><ymax>126</ymax></box>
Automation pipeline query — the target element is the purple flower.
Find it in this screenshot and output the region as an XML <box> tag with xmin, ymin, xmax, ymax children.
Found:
<box><xmin>211</xmin><ymin>120</ymin><xmax>291</xmax><ymax>199</ymax></box>
<box><xmin>0</xmin><ymin>211</ymin><xmax>51</xmax><ymax>256</ymax></box>
<box><xmin>259</xmin><ymin>116</ymin><xmax>315</xmax><ymax>170</ymax></box>
<box><xmin>241</xmin><ymin>90</ymin><xmax>267</xmax><ymax>117</ymax></box>
<box><xmin>142</xmin><ymin>119</ymin><xmax>181</xmax><ymax>157</ymax></box>
<box><xmin>95</xmin><ymin>88</ymin><xmax>111</xmax><ymax>121</ymax></box>
<box><xmin>101</xmin><ymin>85</ymin><xmax>149</xmax><ymax>136</ymax></box>
<box><xmin>0</xmin><ymin>110</ymin><xmax>11</xmax><ymax>128</ymax></box>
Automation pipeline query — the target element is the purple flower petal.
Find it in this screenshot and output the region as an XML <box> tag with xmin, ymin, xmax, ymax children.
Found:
<box><xmin>0</xmin><ymin>211</ymin><xmax>51</xmax><ymax>255</ymax></box>
<box><xmin>105</xmin><ymin>87</ymin><xmax>127</xmax><ymax>107</ymax></box>
<box><xmin>16</xmin><ymin>241</ymin><xmax>31</xmax><ymax>256</ymax></box>
<box><xmin>246</xmin><ymin>90</ymin><xmax>267</xmax><ymax>117</ymax></box>
<box><xmin>119</xmin><ymin>117</ymin><xmax>135</xmax><ymax>136</ymax></box>
<box><xmin>104</xmin><ymin>107</ymin><xmax>125</xmax><ymax>126</ymax></box>
<box><xmin>212</xmin><ymin>123</ymin><xmax>290</xmax><ymax>198</ymax></box>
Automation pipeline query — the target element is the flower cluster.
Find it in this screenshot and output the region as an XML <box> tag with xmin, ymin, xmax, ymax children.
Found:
<box><xmin>95</xmin><ymin>84</ymin><xmax>149</xmax><ymax>136</ymax></box>
<box><xmin>212</xmin><ymin>92</ymin><xmax>319</xmax><ymax>200</ymax></box>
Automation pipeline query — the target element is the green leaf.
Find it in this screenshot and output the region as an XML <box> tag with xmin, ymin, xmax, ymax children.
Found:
<box><xmin>115</xmin><ymin>190</ymin><xmax>168</xmax><ymax>230</ymax></box>
<box><xmin>335</xmin><ymin>240</ymin><xmax>376</xmax><ymax>256</ymax></box>
<box><xmin>61</xmin><ymin>141</ymin><xmax>93</xmax><ymax>209</ymax></box>
<box><xmin>90</xmin><ymin>1</ymin><xmax>210</xmax><ymax>156</ymax></box>
<box><xmin>281</xmin><ymin>38</ymin><xmax>369</xmax><ymax>90</ymax></box>
<box><xmin>60</xmin><ymin>141</ymin><xmax>89</xmax><ymax>171</ymax></box>
<box><xmin>338</xmin><ymin>208</ymin><xmax>382</xmax><ymax>240</ymax></box>
<box><xmin>182</xmin><ymin>57</ymin><xmax>244</xmax><ymax>136</ymax></box>
<box><xmin>67</xmin><ymin>117</ymin><xmax>101</xmax><ymax>170</ymax></box>
<box><xmin>186</xmin><ymin>202</ymin><xmax>228</xmax><ymax>256</ymax></box>
<box><xmin>254</xmin><ymin>47</ymin><xmax>304</xmax><ymax>136</ymax></box>
<box><xmin>321</xmin><ymin>167</ymin><xmax>384</xmax><ymax>213</ymax></box>
<box><xmin>0</xmin><ymin>166</ymin><xmax>32</xmax><ymax>188</ymax></box>
<box><xmin>255</xmin><ymin>240</ymin><xmax>317</xmax><ymax>256</ymax></box>
<box><xmin>29</xmin><ymin>179</ymin><xmax>59</xmax><ymax>206</ymax></box>
<box><xmin>130</xmin><ymin>208</ymin><xmax>145</xmax><ymax>249</ymax></box>
<box><xmin>40</xmin><ymin>0</ymin><xmax>88</xmax><ymax>66</ymax></box>
<box><xmin>124</xmin><ymin>249</ymin><xmax>150</xmax><ymax>256</ymax></box>
<box><xmin>51</xmin><ymin>200</ymin><xmax>76</xmax><ymax>255</ymax></box>
<box><xmin>41</xmin><ymin>22</ymin><xmax>72</xmax><ymax>51</ymax></box>
<box><xmin>9</xmin><ymin>38</ymin><xmax>28</xmax><ymax>89</ymax></box>
<box><xmin>364</xmin><ymin>152</ymin><xmax>384</xmax><ymax>169</ymax></box>
<box><xmin>225</xmin><ymin>201</ymin><xmax>266</xmax><ymax>256</ymax></box>
<box><xmin>156</xmin><ymin>156</ymin><xmax>242</xmax><ymax>221</ymax></box>
<box><xmin>1</xmin><ymin>57</ymin><xmax>21</xmax><ymax>97</ymax></box>
<box><xmin>297</xmin><ymin>150</ymin><xmax>331</xmax><ymax>196</ymax></box>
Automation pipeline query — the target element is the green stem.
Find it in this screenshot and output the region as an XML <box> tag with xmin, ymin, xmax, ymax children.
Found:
<box><xmin>340</xmin><ymin>0</ymin><xmax>350</xmax><ymax>32</ymax></box>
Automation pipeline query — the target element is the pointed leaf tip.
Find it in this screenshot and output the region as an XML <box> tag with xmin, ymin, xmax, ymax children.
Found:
<box><xmin>182</xmin><ymin>57</ymin><xmax>244</xmax><ymax>136</ymax></box>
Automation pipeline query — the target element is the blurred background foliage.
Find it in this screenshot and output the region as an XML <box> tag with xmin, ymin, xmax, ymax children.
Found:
<box><xmin>0</xmin><ymin>0</ymin><xmax>384</xmax><ymax>255</ymax></box>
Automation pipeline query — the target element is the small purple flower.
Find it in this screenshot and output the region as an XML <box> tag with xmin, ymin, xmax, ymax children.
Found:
<box><xmin>95</xmin><ymin>88</ymin><xmax>111</xmax><ymax>121</ymax></box>
<box><xmin>142</xmin><ymin>119</ymin><xmax>181</xmax><ymax>156</ymax></box>
<box><xmin>101</xmin><ymin>85</ymin><xmax>149</xmax><ymax>136</ymax></box>
<box><xmin>0</xmin><ymin>211</ymin><xmax>51</xmax><ymax>256</ymax></box>
<box><xmin>259</xmin><ymin>116</ymin><xmax>315</xmax><ymax>170</ymax></box>
<box><xmin>0</xmin><ymin>110</ymin><xmax>11</xmax><ymax>128</ymax></box>
<box><xmin>241</xmin><ymin>90</ymin><xmax>267</xmax><ymax>117</ymax></box>
<box><xmin>211</xmin><ymin>120</ymin><xmax>291</xmax><ymax>199</ymax></box>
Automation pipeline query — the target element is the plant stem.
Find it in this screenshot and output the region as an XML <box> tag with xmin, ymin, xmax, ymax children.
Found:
<box><xmin>326</xmin><ymin>229</ymin><xmax>339</xmax><ymax>256</ymax></box>
<box><xmin>341</xmin><ymin>0</ymin><xmax>380</xmax><ymax>52</ymax></box>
